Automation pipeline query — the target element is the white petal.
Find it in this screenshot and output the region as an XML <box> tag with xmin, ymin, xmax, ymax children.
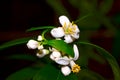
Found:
<box><xmin>50</xmin><ymin>51</ymin><xmax>61</xmax><ymax>61</ymax></box>
<box><xmin>72</xmin><ymin>33</ymin><xmax>79</xmax><ymax>39</ymax></box>
<box><xmin>37</xmin><ymin>35</ymin><xmax>43</xmax><ymax>41</ymax></box>
<box><xmin>36</xmin><ymin>53</ymin><xmax>45</xmax><ymax>58</ymax></box>
<box><xmin>59</xmin><ymin>15</ymin><xmax>70</xmax><ymax>26</ymax></box>
<box><xmin>38</xmin><ymin>45</ymin><xmax>44</xmax><ymax>50</ymax></box>
<box><xmin>55</xmin><ymin>56</ymin><xmax>70</xmax><ymax>65</ymax></box>
<box><xmin>74</xmin><ymin>25</ymin><xmax>80</xmax><ymax>33</ymax></box>
<box><xmin>71</xmin><ymin>25</ymin><xmax>80</xmax><ymax>39</ymax></box>
<box><xmin>42</xmin><ymin>49</ymin><xmax>49</xmax><ymax>54</ymax></box>
<box><xmin>73</xmin><ymin>44</ymin><xmax>79</xmax><ymax>60</ymax></box>
<box><xmin>27</xmin><ymin>40</ymin><xmax>39</xmax><ymax>49</ymax></box>
<box><xmin>70</xmin><ymin>60</ymin><xmax>76</xmax><ymax>67</ymax></box>
<box><xmin>61</xmin><ymin>66</ymin><xmax>71</xmax><ymax>76</ymax></box>
<box><xmin>50</xmin><ymin>54</ymin><xmax>54</xmax><ymax>60</ymax></box>
<box><xmin>64</xmin><ymin>35</ymin><xmax>73</xmax><ymax>43</ymax></box>
<box><xmin>36</xmin><ymin>49</ymin><xmax>49</xmax><ymax>58</ymax></box>
<box><xmin>51</xmin><ymin>27</ymin><xmax>65</xmax><ymax>38</ymax></box>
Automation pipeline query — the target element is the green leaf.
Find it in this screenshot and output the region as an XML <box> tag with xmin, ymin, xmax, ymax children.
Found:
<box><xmin>76</xmin><ymin>14</ymin><xmax>101</xmax><ymax>30</ymax></box>
<box><xmin>6</xmin><ymin>54</ymin><xmax>38</xmax><ymax>62</ymax></box>
<box><xmin>46</xmin><ymin>0</ymin><xmax>70</xmax><ymax>16</ymax></box>
<box><xmin>46</xmin><ymin>40</ymin><xmax>74</xmax><ymax>57</ymax></box>
<box><xmin>33</xmin><ymin>64</ymin><xmax>78</xmax><ymax>80</ymax></box>
<box><xmin>78</xmin><ymin>42</ymin><xmax>120</xmax><ymax>80</ymax></box>
<box><xmin>33</xmin><ymin>64</ymin><xmax>59</xmax><ymax>80</ymax></box>
<box><xmin>0</xmin><ymin>37</ymin><xmax>32</xmax><ymax>50</ymax></box>
<box><xmin>56</xmin><ymin>73</ymin><xmax>78</xmax><ymax>80</ymax></box>
<box><xmin>78</xmin><ymin>69</ymin><xmax>105</xmax><ymax>80</ymax></box>
<box><xmin>112</xmin><ymin>30</ymin><xmax>120</xmax><ymax>59</ymax></box>
<box><xmin>26</xmin><ymin>26</ymin><xmax>55</xmax><ymax>32</ymax></box>
<box><xmin>6</xmin><ymin>66</ymin><xmax>41</xmax><ymax>80</ymax></box>
<box><xmin>99</xmin><ymin>0</ymin><xmax>113</xmax><ymax>14</ymax></box>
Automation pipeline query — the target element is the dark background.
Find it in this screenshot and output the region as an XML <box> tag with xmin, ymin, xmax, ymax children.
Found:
<box><xmin>0</xmin><ymin>0</ymin><xmax>120</xmax><ymax>80</ymax></box>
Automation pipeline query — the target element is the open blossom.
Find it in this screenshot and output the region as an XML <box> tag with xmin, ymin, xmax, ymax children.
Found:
<box><xmin>50</xmin><ymin>44</ymin><xmax>81</xmax><ymax>76</ymax></box>
<box><xmin>51</xmin><ymin>15</ymin><xmax>80</xmax><ymax>43</ymax></box>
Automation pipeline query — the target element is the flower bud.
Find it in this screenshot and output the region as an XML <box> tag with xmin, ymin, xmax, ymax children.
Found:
<box><xmin>50</xmin><ymin>51</ymin><xmax>61</xmax><ymax>61</ymax></box>
<box><xmin>27</xmin><ymin>40</ymin><xmax>39</xmax><ymax>49</ymax></box>
<box><xmin>61</xmin><ymin>66</ymin><xmax>71</xmax><ymax>76</ymax></box>
<box><xmin>37</xmin><ymin>35</ymin><xmax>43</xmax><ymax>41</ymax></box>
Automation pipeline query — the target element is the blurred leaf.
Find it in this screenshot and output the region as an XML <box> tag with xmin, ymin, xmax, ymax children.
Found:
<box><xmin>6</xmin><ymin>54</ymin><xmax>38</xmax><ymax>62</ymax></box>
<box><xmin>76</xmin><ymin>14</ymin><xmax>101</xmax><ymax>30</ymax></box>
<box><xmin>97</xmin><ymin>14</ymin><xmax>116</xmax><ymax>31</ymax></box>
<box><xmin>0</xmin><ymin>37</ymin><xmax>32</xmax><ymax>50</ymax></box>
<box><xmin>113</xmin><ymin>13</ymin><xmax>120</xmax><ymax>25</ymax></box>
<box><xmin>33</xmin><ymin>64</ymin><xmax>78</xmax><ymax>80</ymax></box>
<box><xmin>99</xmin><ymin>0</ymin><xmax>113</xmax><ymax>14</ymax></box>
<box><xmin>78</xmin><ymin>69</ymin><xmax>105</xmax><ymax>80</ymax></box>
<box><xmin>89</xmin><ymin>52</ymin><xmax>105</xmax><ymax>64</ymax></box>
<box><xmin>26</xmin><ymin>26</ymin><xmax>55</xmax><ymax>32</ymax></box>
<box><xmin>46</xmin><ymin>0</ymin><xmax>70</xmax><ymax>16</ymax></box>
<box><xmin>68</xmin><ymin>0</ymin><xmax>81</xmax><ymax>8</ymax></box>
<box><xmin>64</xmin><ymin>74</ymin><xmax>78</xmax><ymax>80</ymax></box>
<box><xmin>33</xmin><ymin>64</ymin><xmax>58</xmax><ymax>80</ymax></box>
<box><xmin>46</xmin><ymin>40</ymin><xmax>74</xmax><ymax>57</ymax></box>
<box><xmin>6</xmin><ymin>66</ymin><xmax>41</xmax><ymax>80</ymax></box>
<box><xmin>57</xmin><ymin>73</ymin><xmax>78</xmax><ymax>80</ymax></box>
<box><xmin>78</xmin><ymin>42</ymin><xmax>120</xmax><ymax>80</ymax></box>
<box><xmin>112</xmin><ymin>30</ymin><xmax>120</xmax><ymax>59</ymax></box>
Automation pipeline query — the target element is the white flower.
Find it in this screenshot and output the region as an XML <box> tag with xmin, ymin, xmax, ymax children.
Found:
<box><xmin>27</xmin><ymin>40</ymin><xmax>39</xmax><ymax>49</ymax></box>
<box><xmin>55</xmin><ymin>44</ymin><xmax>79</xmax><ymax>64</ymax></box>
<box><xmin>61</xmin><ymin>66</ymin><xmax>71</xmax><ymax>76</ymax></box>
<box><xmin>27</xmin><ymin>36</ymin><xmax>50</xmax><ymax>58</ymax></box>
<box><xmin>36</xmin><ymin>49</ymin><xmax>49</xmax><ymax>58</ymax></box>
<box><xmin>51</xmin><ymin>15</ymin><xmax>80</xmax><ymax>43</ymax></box>
<box><xmin>52</xmin><ymin>44</ymin><xmax>81</xmax><ymax>75</ymax></box>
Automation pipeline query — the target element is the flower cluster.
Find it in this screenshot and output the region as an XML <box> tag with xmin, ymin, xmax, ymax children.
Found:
<box><xmin>50</xmin><ymin>44</ymin><xmax>81</xmax><ymax>76</ymax></box>
<box><xmin>27</xmin><ymin>35</ymin><xmax>49</xmax><ymax>58</ymax></box>
<box><xmin>27</xmin><ymin>15</ymin><xmax>81</xmax><ymax>76</ymax></box>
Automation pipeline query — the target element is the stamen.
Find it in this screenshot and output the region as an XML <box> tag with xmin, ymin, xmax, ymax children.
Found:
<box><xmin>71</xmin><ymin>64</ymin><xmax>81</xmax><ymax>73</ymax></box>
<box><xmin>37</xmin><ymin>50</ymin><xmax>43</xmax><ymax>54</ymax></box>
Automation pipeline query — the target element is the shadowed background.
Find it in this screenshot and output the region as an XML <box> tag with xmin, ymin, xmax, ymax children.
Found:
<box><xmin>0</xmin><ymin>0</ymin><xmax>120</xmax><ymax>80</ymax></box>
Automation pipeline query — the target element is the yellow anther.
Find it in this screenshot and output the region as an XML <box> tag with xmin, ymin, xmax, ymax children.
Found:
<box><xmin>63</xmin><ymin>22</ymin><xmax>77</xmax><ymax>35</ymax></box>
<box><xmin>71</xmin><ymin>64</ymin><xmax>81</xmax><ymax>73</ymax></box>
